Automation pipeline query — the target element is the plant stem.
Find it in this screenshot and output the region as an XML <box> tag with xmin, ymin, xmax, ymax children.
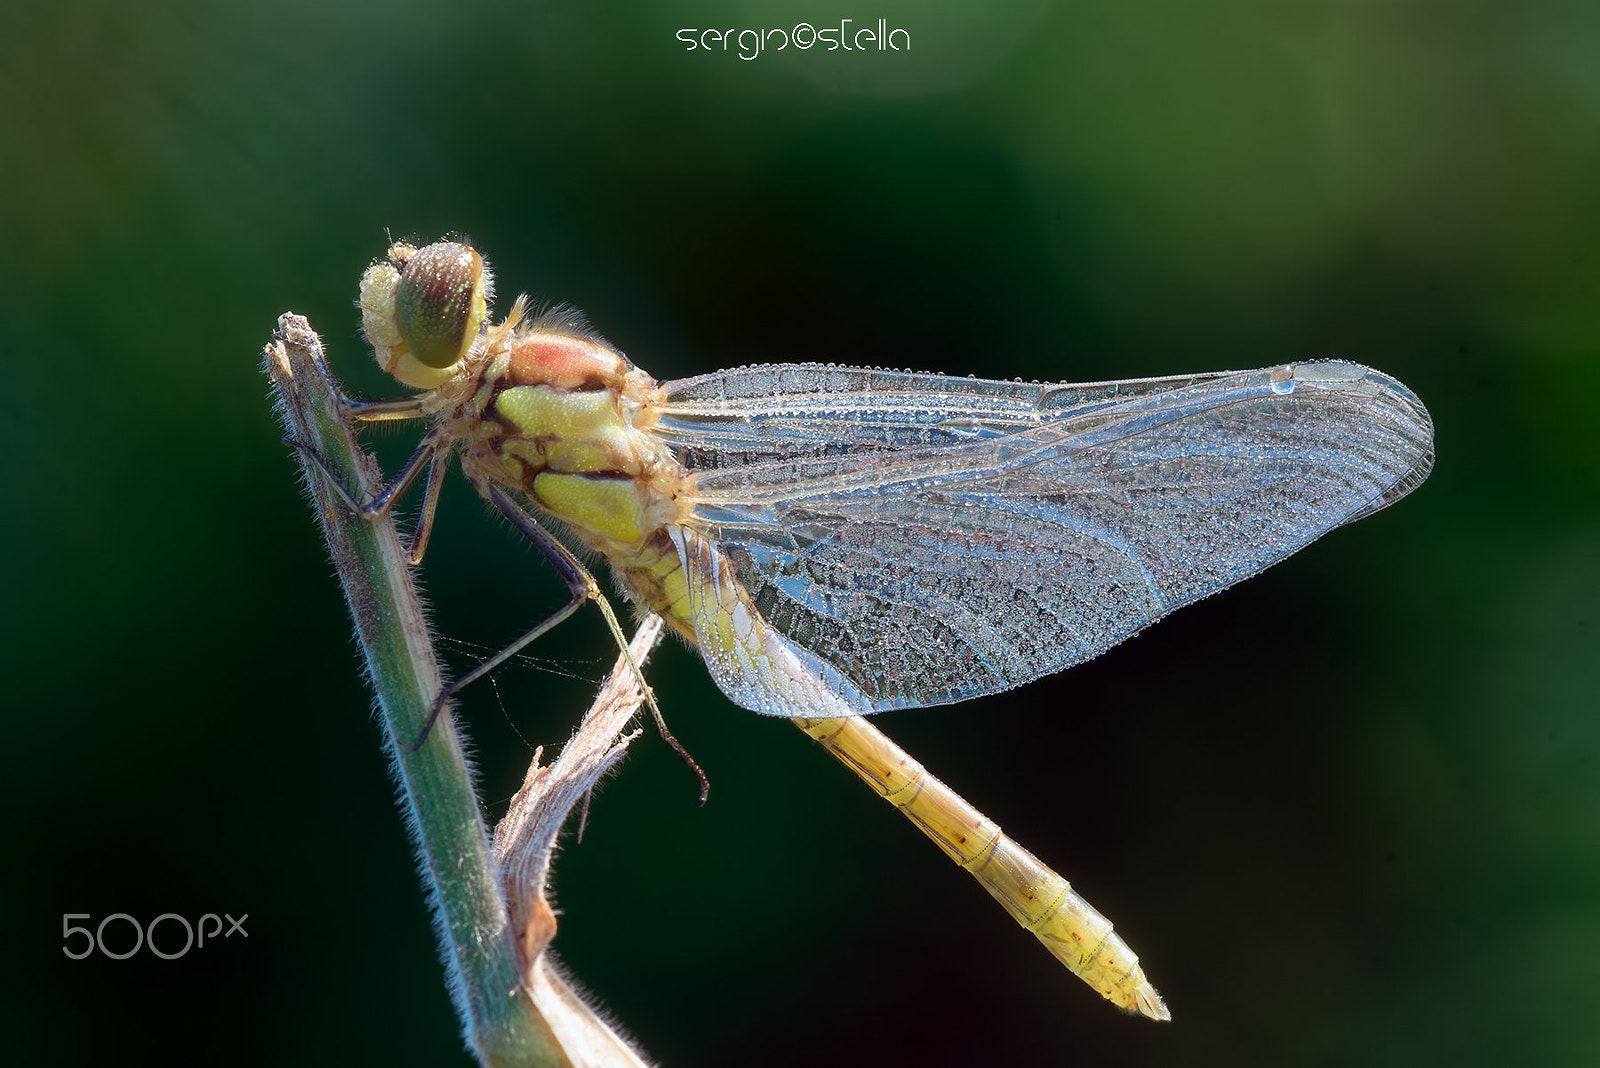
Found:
<box><xmin>265</xmin><ymin>314</ymin><xmax>651</xmax><ymax>1067</ymax></box>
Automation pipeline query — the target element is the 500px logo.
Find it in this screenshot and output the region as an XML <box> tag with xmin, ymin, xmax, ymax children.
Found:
<box><xmin>62</xmin><ymin>912</ymin><xmax>248</xmax><ymax>960</ymax></box>
<box><xmin>676</xmin><ymin>19</ymin><xmax>910</xmax><ymax>61</ymax></box>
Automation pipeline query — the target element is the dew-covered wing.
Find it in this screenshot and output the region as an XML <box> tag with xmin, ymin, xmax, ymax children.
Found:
<box><xmin>651</xmin><ymin>361</ymin><xmax>1433</xmax><ymax>712</ymax></box>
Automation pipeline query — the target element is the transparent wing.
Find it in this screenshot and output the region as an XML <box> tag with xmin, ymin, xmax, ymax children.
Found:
<box><xmin>652</xmin><ymin>361</ymin><xmax>1434</xmax><ymax>712</ymax></box>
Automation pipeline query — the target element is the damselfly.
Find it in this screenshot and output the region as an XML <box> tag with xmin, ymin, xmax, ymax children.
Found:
<box><xmin>309</xmin><ymin>239</ymin><xmax>1434</xmax><ymax>1019</ymax></box>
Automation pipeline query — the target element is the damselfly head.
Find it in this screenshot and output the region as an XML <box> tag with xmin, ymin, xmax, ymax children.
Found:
<box><xmin>360</xmin><ymin>240</ymin><xmax>494</xmax><ymax>390</ymax></box>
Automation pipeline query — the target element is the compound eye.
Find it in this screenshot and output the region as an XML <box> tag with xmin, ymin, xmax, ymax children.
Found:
<box><xmin>395</xmin><ymin>242</ymin><xmax>488</xmax><ymax>370</ymax></box>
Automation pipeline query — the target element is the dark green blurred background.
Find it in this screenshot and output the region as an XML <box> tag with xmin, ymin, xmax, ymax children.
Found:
<box><xmin>4</xmin><ymin>0</ymin><xmax>1596</xmax><ymax>1064</ymax></box>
